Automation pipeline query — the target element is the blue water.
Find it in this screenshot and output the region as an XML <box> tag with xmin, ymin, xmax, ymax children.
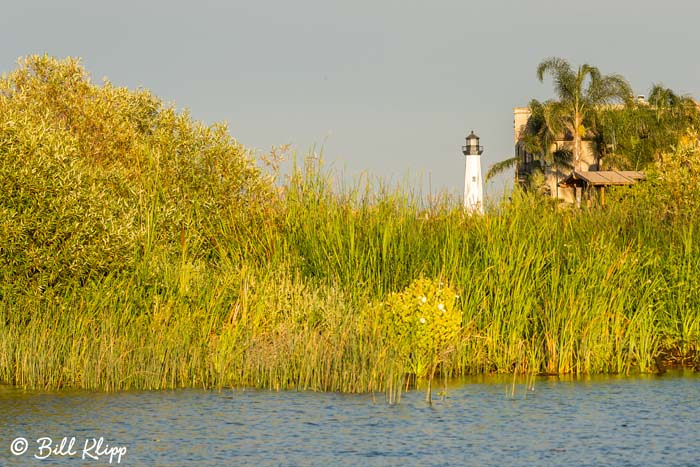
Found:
<box><xmin>1</xmin><ymin>372</ymin><xmax>699</xmax><ymax>466</ymax></box>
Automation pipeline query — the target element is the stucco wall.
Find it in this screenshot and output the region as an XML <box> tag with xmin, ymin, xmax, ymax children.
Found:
<box><xmin>513</xmin><ymin>106</ymin><xmax>597</xmax><ymax>201</ymax></box>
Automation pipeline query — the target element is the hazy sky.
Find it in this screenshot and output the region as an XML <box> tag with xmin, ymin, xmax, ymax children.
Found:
<box><xmin>3</xmin><ymin>0</ymin><xmax>700</xmax><ymax>197</ymax></box>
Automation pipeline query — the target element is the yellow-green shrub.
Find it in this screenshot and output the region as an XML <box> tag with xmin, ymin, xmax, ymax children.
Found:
<box><xmin>654</xmin><ymin>131</ymin><xmax>700</xmax><ymax>219</ymax></box>
<box><xmin>615</xmin><ymin>130</ymin><xmax>700</xmax><ymax>223</ymax></box>
<box><xmin>380</xmin><ymin>278</ymin><xmax>462</xmax><ymax>377</ymax></box>
<box><xmin>0</xmin><ymin>55</ymin><xmax>273</xmax><ymax>292</ymax></box>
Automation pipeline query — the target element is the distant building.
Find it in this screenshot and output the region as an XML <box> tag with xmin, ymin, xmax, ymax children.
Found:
<box><xmin>513</xmin><ymin>106</ymin><xmax>644</xmax><ymax>206</ymax></box>
<box><xmin>559</xmin><ymin>170</ymin><xmax>645</xmax><ymax>207</ymax></box>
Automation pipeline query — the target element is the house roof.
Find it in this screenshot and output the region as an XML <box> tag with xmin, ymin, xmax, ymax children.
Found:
<box><xmin>559</xmin><ymin>171</ymin><xmax>645</xmax><ymax>187</ymax></box>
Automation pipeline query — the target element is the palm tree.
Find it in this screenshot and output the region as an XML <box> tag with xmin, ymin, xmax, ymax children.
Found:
<box><xmin>485</xmin><ymin>99</ymin><xmax>569</xmax><ymax>183</ymax></box>
<box><xmin>522</xmin><ymin>99</ymin><xmax>568</xmax><ymax>158</ymax></box>
<box><xmin>647</xmin><ymin>83</ymin><xmax>699</xmax><ymax>123</ymax></box>
<box><xmin>648</xmin><ymin>84</ymin><xmax>683</xmax><ymax>112</ymax></box>
<box><xmin>536</xmin><ymin>57</ymin><xmax>633</xmax><ymax>171</ymax></box>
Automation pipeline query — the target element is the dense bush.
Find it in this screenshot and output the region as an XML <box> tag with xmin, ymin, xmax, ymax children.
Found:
<box><xmin>0</xmin><ymin>55</ymin><xmax>272</xmax><ymax>292</ymax></box>
<box><xmin>378</xmin><ymin>278</ymin><xmax>461</xmax><ymax>378</ymax></box>
<box><xmin>595</xmin><ymin>88</ymin><xmax>700</xmax><ymax>170</ymax></box>
<box><xmin>652</xmin><ymin>132</ymin><xmax>700</xmax><ymax>219</ymax></box>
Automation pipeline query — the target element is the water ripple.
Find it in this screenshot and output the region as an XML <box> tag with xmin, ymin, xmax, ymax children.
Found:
<box><xmin>1</xmin><ymin>372</ymin><xmax>699</xmax><ymax>466</ymax></box>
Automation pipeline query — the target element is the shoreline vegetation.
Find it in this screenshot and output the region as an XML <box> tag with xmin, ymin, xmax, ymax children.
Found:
<box><xmin>1</xmin><ymin>56</ymin><xmax>699</xmax><ymax>398</ymax></box>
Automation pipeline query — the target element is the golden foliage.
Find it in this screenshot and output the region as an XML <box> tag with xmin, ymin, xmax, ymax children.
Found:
<box><xmin>379</xmin><ymin>278</ymin><xmax>462</xmax><ymax>377</ymax></box>
<box><xmin>655</xmin><ymin>131</ymin><xmax>700</xmax><ymax>217</ymax></box>
<box><xmin>0</xmin><ymin>55</ymin><xmax>273</xmax><ymax>289</ymax></box>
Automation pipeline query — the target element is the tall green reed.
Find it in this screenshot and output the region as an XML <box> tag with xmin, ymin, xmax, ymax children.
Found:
<box><xmin>3</xmin><ymin>56</ymin><xmax>700</xmax><ymax>394</ymax></box>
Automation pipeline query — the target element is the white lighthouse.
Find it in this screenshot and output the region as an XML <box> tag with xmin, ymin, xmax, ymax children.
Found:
<box><xmin>461</xmin><ymin>130</ymin><xmax>484</xmax><ymax>213</ymax></box>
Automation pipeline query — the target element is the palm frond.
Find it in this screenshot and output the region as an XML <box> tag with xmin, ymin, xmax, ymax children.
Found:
<box><xmin>536</xmin><ymin>57</ymin><xmax>571</xmax><ymax>82</ymax></box>
<box><xmin>588</xmin><ymin>74</ymin><xmax>633</xmax><ymax>105</ymax></box>
<box><xmin>552</xmin><ymin>149</ymin><xmax>574</xmax><ymax>170</ymax></box>
<box><xmin>485</xmin><ymin>157</ymin><xmax>518</xmax><ymax>182</ymax></box>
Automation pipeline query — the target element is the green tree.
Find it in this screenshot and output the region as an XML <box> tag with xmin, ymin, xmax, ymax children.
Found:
<box><xmin>486</xmin><ymin>99</ymin><xmax>572</xmax><ymax>188</ymax></box>
<box><xmin>594</xmin><ymin>84</ymin><xmax>700</xmax><ymax>170</ymax></box>
<box><xmin>536</xmin><ymin>57</ymin><xmax>633</xmax><ymax>170</ymax></box>
<box><xmin>0</xmin><ymin>55</ymin><xmax>273</xmax><ymax>289</ymax></box>
<box><xmin>520</xmin><ymin>99</ymin><xmax>561</xmax><ymax>157</ymax></box>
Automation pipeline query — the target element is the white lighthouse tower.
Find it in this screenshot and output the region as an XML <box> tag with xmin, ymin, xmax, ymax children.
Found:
<box><xmin>461</xmin><ymin>130</ymin><xmax>484</xmax><ymax>213</ymax></box>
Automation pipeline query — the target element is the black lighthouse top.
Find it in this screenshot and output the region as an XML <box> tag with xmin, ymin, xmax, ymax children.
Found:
<box><xmin>462</xmin><ymin>130</ymin><xmax>484</xmax><ymax>156</ymax></box>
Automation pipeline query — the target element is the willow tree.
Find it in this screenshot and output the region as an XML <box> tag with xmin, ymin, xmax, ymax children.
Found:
<box><xmin>536</xmin><ymin>57</ymin><xmax>633</xmax><ymax>171</ymax></box>
<box><xmin>0</xmin><ymin>55</ymin><xmax>274</xmax><ymax>288</ymax></box>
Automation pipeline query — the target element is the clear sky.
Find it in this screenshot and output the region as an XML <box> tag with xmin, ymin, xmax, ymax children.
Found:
<box><xmin>3</xmin><ymin>0</ymin><xmax>700</xmax><ymax>198</ymax></box>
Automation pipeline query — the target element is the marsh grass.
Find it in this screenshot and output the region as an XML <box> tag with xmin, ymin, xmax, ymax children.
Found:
<box><xmin>2</xmin><ymin>157</ymin><xmax>699</xmax><ymax>394</ymax></box>
<box><xmin>2</xmin><ymin>56</ymin><xmax>700</xmax><ymax>395</ymax></box>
